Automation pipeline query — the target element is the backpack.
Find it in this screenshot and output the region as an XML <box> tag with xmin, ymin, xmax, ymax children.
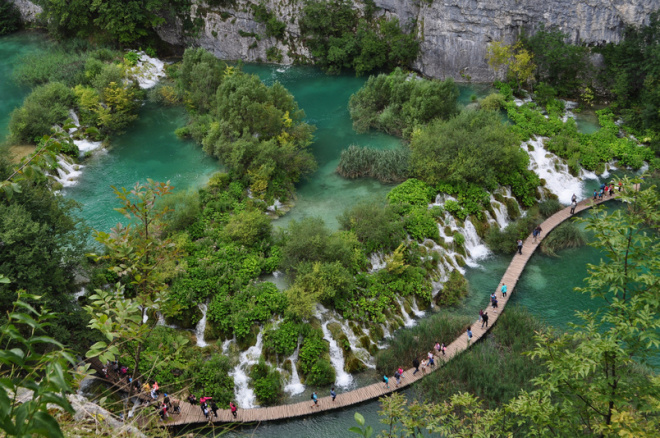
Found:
<box><xmin>383</xmin><ymin>376</ymin><xmax>387</xmax><ymax>382</ymax></box>
<box><xmin>394</xmin><ymin>371</ymin><xmax>400</xmax><ymax>379</ymax></box>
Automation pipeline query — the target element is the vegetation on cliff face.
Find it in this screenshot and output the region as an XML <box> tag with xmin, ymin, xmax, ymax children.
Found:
<box><xmin>300</xmin><ymin>0</ymin><xmax>419</xmax><ymax>75</ymax></box>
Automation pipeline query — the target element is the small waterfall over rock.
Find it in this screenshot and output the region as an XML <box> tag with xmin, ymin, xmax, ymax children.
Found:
<box><xmin>229</xmin><ymin>330</ymin><xmax>263</xmax><ymax>408</ymax></box>
<box><xmin>126</xmin><ymin>52</ymin><xmax>166</xmax><ymax>89</ymax></box>
<box><xmin>283</xmin><ymin>344</ymin><xmax>305</xmax><ymax>395</ymax></box>
<box><xmin>397</xmin><ymin>299</ymin><xmax>415</xmax><ymax>328</ymax></box>
<box><xmin>487</xmin><ymin>194</ymin><xmax>509</xmax><ymax>229</ymax></box>
<box><xmin>54</xmin><ymin>155</ymin><xmax>83</xmax><ymax>187</ymax></box>
<box><xmin>67</xmin><ymin>109</ymin><xmax>103</xmax><ymax>156</ymax></box>
<box><xmin>319</xmin><ymin>316</ymin><xmax>353</xmax><ymax>388</ymax></box>
<box><xmin>369</xmin><ymin>252</ymin><xmax>387</xmax><ymax>273</ymax></box>
<box><xmin>462</xmin><ymin>219</ymin><xmax>490</xmax><ymax>267</ymax></box>
<box><xmin>524</xmin><ymin>137</ymin><xmax>597</xmax><ymax>204</ymax></box>
<box><xmin>194</xmin><ymin>302</ymin><xmax>208</xmax><ymax>348</ymax></box>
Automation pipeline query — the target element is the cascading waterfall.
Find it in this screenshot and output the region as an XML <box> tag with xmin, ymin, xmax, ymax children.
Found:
<box><xmin>126</xmin><ymin>51</ymin><xmax>166</xmax><ymax>89</ymax></box>
<box><xmin>369</xmin><ymin>252</ymin><xmax>387</xmax><ymax>273</ymax></box>
<box><xmin>524</xmin><ymin>137</ymin><xmax>597</xmax><ymax>204</ymax></box>
<box><xmin>320</xmin><ymin>320</ymin><xmax>353</xmax><ymax>388</ymax></box>
<box><xmin>397</xmin><ymin>299</ymin><xmax>415</xmax><ymax>328</ymax></box>
<box><xmin>195</xmin><ymin>302</ymin><xmax>208</xmax><ymax>348</ymax></box>
<box><xmin>229</xmin><ymin>330</ymin><xmax>264</xmax><ymax>408</ymax></box>
<box><xmin>336</xmin><ymin>320</ymin><xmax>375</xmax><ymax>368</ymax></box>
<box><xmin>67</xmin><ymin>109</ymin><xmax>103</xmax><ymax>156</ymax></box>
<box><xmin>462</xmin><ymin>219</ymin><xmax>490</xmax><ymax>267</ymax></box>
<box><xmin>487</xmin><ymin>194</ymin><xmax>509</xmax><ymax>229</ymax></box>
<box><xmin>283</xmin><ymin>344</ymin><xmax>305</xmax><ymax>395</ymax></box>
<box><xmin>410</xmin><ymin>299</ymin><xmax>425</xmax><ymax>318</ymax></box>
<box><xmin>54</xmin><ymin>155</ymin><xmax>83</xmax><ymax>187</ymax></box>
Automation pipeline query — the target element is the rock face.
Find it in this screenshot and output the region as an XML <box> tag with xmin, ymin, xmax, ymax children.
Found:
<box><xmin>12</xmin><ymin>0</ymin><xmax>657</xmax><ymax>81</ymax></box>
<box><xmin>9</xmin><ymin>0</ymin><xmax>42</xmax><ymax>22</ymax></box>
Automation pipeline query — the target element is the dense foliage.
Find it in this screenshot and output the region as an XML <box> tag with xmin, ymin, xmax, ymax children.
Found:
<box><xmin>299</xmin><ymin>0</ymin><xmax>419</xmax><ymax>75</ymax></box>
<box><xmin>174</xmin><ymin>48</ymin><xmax>317</xmax><ymax>201</ymax></box>
<box><xmin>409</xmin><ymin>109</ymin><xmax>540</xmax><ymax>206</ymax></box>
<box><xmin>38</xmin><ymin>0</ymin><xmax>200</xmax><ymax>46</ymax></box>
<box><xmin>336</xmin><ymin>145</ymin><xmax>410</xmax><ymax>183</ymax></box>
<box><xmin>349</xmin><ymin>68</ymin><xmax>459</xmax><ymax>138</ymax></box>
<box><xmin>0</xmin><ymin>0</ymin><xmax>21</xmax><ymax>35</ymax></box>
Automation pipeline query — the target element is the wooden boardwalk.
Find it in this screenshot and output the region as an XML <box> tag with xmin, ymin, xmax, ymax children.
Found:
<box><xmin>152</xmin><ymin>193</ymin><xmax>621</xmax><ymax>427</ymax></box>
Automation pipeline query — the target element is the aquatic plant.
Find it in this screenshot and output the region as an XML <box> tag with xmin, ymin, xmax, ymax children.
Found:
<box><xmin>539</xmin><ymin>222</ymin><xmax>586</xmax><ymax>257</ymax></box>
<box><xmin>336</xmin><ymin>145</ymin><xmax>410</xmax><ymax>183</ymax></box>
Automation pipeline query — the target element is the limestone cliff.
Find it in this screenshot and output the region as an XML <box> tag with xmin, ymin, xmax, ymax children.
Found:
<box><xmin>11</xmin><ymin>0</ymin><xmax>657</xmax><ymax>81</ymax></box>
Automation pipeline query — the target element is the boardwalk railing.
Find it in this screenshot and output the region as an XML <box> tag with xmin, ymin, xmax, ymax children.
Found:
<box><xmin>110</xmin><ymin>193</ymin><xmax>622</xmax><ymax>427</ymax></box>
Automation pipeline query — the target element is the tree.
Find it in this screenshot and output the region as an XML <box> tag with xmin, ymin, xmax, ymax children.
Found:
<box><xmin>89</xmin><ymin>180</ymin><xmax>181</xmax><ymax>383</ymax></box>
<box><xmin>486</xmin><ymin>41</ymin><xmax>536</xmax><ymax>91</ymax></box>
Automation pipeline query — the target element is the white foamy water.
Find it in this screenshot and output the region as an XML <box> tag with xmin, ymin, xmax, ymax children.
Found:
<box><xmin>397</xmin><ymin>299</ymin><xmax>415</xmax><ymax>328</ymax></box>
<box><xmin>320</xmin><ymin>319</ymin><xmax>353</xmax><ymax>388</ymax></box>
<box><xmin>369</xmin><ymin>252</ymin><xmax>387</xmax><ymax>273</ymax></box>
<box><xmin>229</xmin><ymin>330</ymin><xmax>263</xmax><ymax>408</ymax></box>
<box><xmin>525</xmin><ymin>136</ymin><xmax>590</xmax><ymax>204</ymax></box>
<box><xmin>283</xmin><ymin>345</ymin><xmax>305</xmax><ymax>395</ymax></box>
<box><xmin>126</xmin><ymin>52</ymin><xmax>166</xmax><ymax>89</ymax></box>
<box><xmin>267</xmin><ymin>198</ymin><xmax>283</xmax><ymax>212</ymax></box>
<box><xmin>194</xmin><ymin>302</ymin><xmax>208</xmax><ymax>348</ymax></box>
<box><xmin>54</xmin><ymin>155</ymin><xmax>83</xmax><ymax>187</ymax></box>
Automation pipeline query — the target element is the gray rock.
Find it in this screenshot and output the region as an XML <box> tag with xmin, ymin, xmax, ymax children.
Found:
<box><xmin>9</xmin><ymin>0</ymin><xmax>42</xmax><ymax>23</ymax></box>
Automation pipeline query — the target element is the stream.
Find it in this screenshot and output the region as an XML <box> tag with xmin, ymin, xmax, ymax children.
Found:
<box><xmin>2</xmin><ymin>31</ymin><xmax>644</xmax><ymax>438</ymax></box>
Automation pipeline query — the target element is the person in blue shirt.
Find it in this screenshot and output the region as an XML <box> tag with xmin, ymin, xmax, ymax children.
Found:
<box><xmin>501</xmin><ymin>283</ymin><xmax>507</xmax><ymax>297</ymax></box>
<box><xmin>330</xmin><ymin>387</ymin><xmax>336</xmax><ymax>402</ymax></box>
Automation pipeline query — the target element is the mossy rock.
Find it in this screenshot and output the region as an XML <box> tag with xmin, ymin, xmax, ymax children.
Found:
<box><xmin>454</xmin><ymin>254</ymin><xmax>466</xmax><ymax>267</ymax></box>
<box><xmin>308</xmin><ymin>317</ymin><xmax>322</xmax><ymax>331</ymax></box>
<box><xmin>358</xmin><ymin>335</ymin><xmax>371</xmax><ymax>350</ymax></box>
<box><xmin>344</xmin><ymin>352</ymin><xmax>367</xmax><ymax>373</ymax></box>
<box><xmin>327</xmin><ymin>322</ymin><xmax>343</xmax><ymax>341</ymax></box>
<box><xmin>236</xmin><ymin>324</ymin><xmax>260</xmax><ymax>350</ymax></box>
<box><xmin>473</xmin><ymin>217</ymin><xmax>491</xmax><ymax>239</ymax></box>
<box><xmin>204</xmin><ymin>321</ymin><xmax>222</xmax><ymax>343</ymax></box>
<box><xmin>444</xmin><ymin>226</ymin><xmax>452</xmax><ymax>236</ymax></box>
<box><xmin>165</xmin><ymin>306</ymin><xmax>202</xmax><ymax>330</ymax></box>
<box><xmin>493</xmin><ymin>193</ymin><xmax>506</xmax><ymax>204</ymax></box>
<box><xmin>392</xmin><ymin>317</ymin><xmax>404</xmax><ymax>330</ymax></box>
<box><xmin>505</xmin><ymin>198</ymin><xmax>520</xmax><ymax>220</ymax></box>
<box><xmin>370</xmin><ymin>324</ymin><xmax>384</xmax><ymax>342</ymax></box>
<box><xmin>282</xmin><ymin>359</ymin><xmax>292</xmax><ymax>374</ymax></box>
<box><xmin>415</xmin><ymin>297</ymin><xmax>430</xmax><ymax>311</ymax></box>
<box><xmin>454</xmin><ymin>242</ymin><xmax>467</xmax><ymax>258</ymax></box>
<box><xmin>368</xmin><ymin>342</ymin><xmax>380</xmax><ymax>356</ymax></box>
<box><xmin>349</xmin><ymin>322</ymin><xmax>363</xmax><ymax>338</ymax></box>
<box><xmin>383</xmin><ymin>307</ymin><xmax>393</xmax><ymax>318</ymax></box>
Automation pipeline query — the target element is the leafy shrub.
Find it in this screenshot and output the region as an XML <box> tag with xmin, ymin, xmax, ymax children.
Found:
<box><xmin>250</xmin><ymin>357</ymin><xmax>283</xmax><ymax>405</ymax></box>
<box><xmin>386</xmin><ymin>178</ymin><xmax>435</xmax><ymax>213</ymax></box>
<box><xmin>306</xmin><ymin>358</ymin><xmax>336</xmax><ymax>386</ymax></box>
<box><xmin>538</xmin><ymin>199</ymin><xmax>562</xmax><ymax>218</ymax></box>
<box><xmin>160</xmin><ymin>189</ymin><xmax>201</xmax><ymax>234</ymax></box>
<box><xmin>0</xmin><ymin>0</ymin><xmax>21</xmax><ymax>35</ymax></box>
<box><xmin>264</xmin><ymin>320</ymin><xmax>303</xmax><ymax>357</ymax></box>
<box><xmin>13</xmin><ymin>48</ymin><xmax>94</xmax><ymax>87</ymax></box>
<box><xmin>485</xmin><ymin>214</ymin><xmax>539</xmax><ymax>253</ymax></box>
<box><xmin>479</xmin><ymin>93</ymin><xmax>506</xmax><ymax>110</ymax></box>
<box><xmin>338</xmin><ymin>202</ymin><xmax>406</xmax><ymax>253</ymax></box>
<box><xmin>436</xmin><ymin>270</ymin><xmax>468</xmax><ymax>306</ymax></box>
<box><xmin>222</xmin><ymin>208</ymin><xmax>272</xmax><ymax>248</ymax></box>
<box><xmin>9</xmin><ymin>82</ymin><xmax>76</xmax><ymax>144</ymax></box>
<box><xmin>349</xmin><ymin>68</ymin><xmax>459</xmax><ymax>138</ymax></box>
<box><xmin>176</xmin><ymin>47</ymin><xmax>226</xmax><ymax>113</ymax></box>
<box><xmin>539</xmin><ymin>222</ymin><xmax>586</xmax><ymax>257</ymax></box>
<box><xmin>298</xmin><ymin>329</ymin><xmax>328</xmax><ymax>375</ymax></box>
<box><xmin>184</xmin><ymin>354</ymin><xmax>234</xmax><ymax>406</ymax></box>
<box><xmin>404</xmin><ymin>207</ymin><xmax>440</xmax><ymax>242</ymax></box>
<box><xmin>252</xmin><ymin>3</ymin><xmax>286</xmax><ymax>39</ymax></box>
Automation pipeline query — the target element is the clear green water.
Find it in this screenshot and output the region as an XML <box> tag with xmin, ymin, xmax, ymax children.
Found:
<box><xmin>1</xmin><ymin>33</ymin><xmax>653</xmax><ymax>438</ymax></box>
<box><xmin>0</xmin><ymin>32</ymin><xmax>47</xmax><ymax>142</ymax></box>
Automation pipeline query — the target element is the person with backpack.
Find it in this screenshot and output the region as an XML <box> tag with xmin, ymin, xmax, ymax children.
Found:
<box><xmin>383</xmin><ymin>375</ymin><xmax>390</xmax><ymax>389</ymax></box>
<box><xmin>394</xmin><ymin>369</ymin><xmax>401</xmax><ymax>387</ymax></box>
<box><xmin>467</xmin><ymin>326</ymin><xmax>473</xmax><ymax>345</ymax></box>
<box><xmin>311</xmin><ymin>391</ymin><xmax>319</xmax><ymax>407</ymax></box>
<box><xmin>517</xmin><ymin>239</ymin><xmax>523</xmax><ymax>255</ymax></box>
<box><xmin>481</xmin><ymin>312</ymin><xmax>489</xmax><ymax>328</ymax></box>
<box><xmin>230</xmin><ymin>401</ymin><xmax>237</xmax><ymax>418</ymax></box>
<box><xmin>172</xmin><ymin>398</ymin><xmax>180</xmax><ymax>414</ymax></box>
<box><xmin>210</xmin><ymin>401</ymin><xmax>219</xmax><ymax>418</ymax></box>
<box><xmin>330</xmin><ymin>387</ymin><xmax>336</xmax><ymax>402</ymax></box>
<box><xmin>570</xmin><ymin>199</ymin><xmax>578</xmax><ymax>214</ymax></box>
<box><xmin>412</xmin><ymin>357</ymin><xmax>420</xmax><ymax>375</ymax></box>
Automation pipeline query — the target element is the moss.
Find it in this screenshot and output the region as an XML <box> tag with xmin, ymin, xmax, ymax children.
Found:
<box><xmin>444</xmin><ymin>226</ymin><xmax>452</xmax><ymax>236</ymax></box>
<box><xmin>505</xmin><ymin>198</ymin><xmax>520</xmax><ymax>220</ymax></box>
<box><xmin>344</xmin><ymin>352</ymin><xmax>367</xmax><ymax>373</ymax></box>
<box><xmin>416</xmin><ymin>297</ymin><xmax>430</xmax><ymax>311</ymax></box>
<box><xmin>403</xmin><ymin>300</ymin><xmax>413</xmax><ymax>316</ymax></box>
<box><xmin>236</xmin><ymin>324</ymin><xmax>260</xmax><ymax>350</ymax></box>
<box><xmin>493</xmin><ymin>193</ymin><xmax>506</xmax><ymax>204</ymax></box>
<box><xmin>455</xmin><ymin>242</ymin><xmax>467</xmax><ymax>258</ymax></box>
<box><xmin>204</xmin><ymin>322</ymin><xmax>222</xmax><ymax>343</ymax></box>
<box><xmin>327</xmin><ymin>322</ymin><xmax>343</xmax><ymax>340</ymax></box>
<box><xmin>308</xmin><ymin>317</ymin><xmax>322</xmax><ymax>331</ymax></box>
<box><xmin>370</xmin><ymin>324</ymin><xmax>384</xmax><ymax>342</ymax></box>
<box><xmin>282</xmin><ymin>359</ymin><xmax>292</xmax><ymax>374</ymax></box>
<box><xmin>349</xmin><ymin>321</ymin><xmax>363</xmax><ymax>338</ymax></box>
<box><xmin>454</xmin><ymin>254</ymin><xmax>466</xmax><ymax>267</ymax></box>
<box><xmin>473</xmin><ymin>217</ymin><xmax>491</xmax><ymax>239</ymax></box>
<box><xmin>358</xmin><ymin>335</ymin><xmax>371</xmax><ymax>349</ymax></box>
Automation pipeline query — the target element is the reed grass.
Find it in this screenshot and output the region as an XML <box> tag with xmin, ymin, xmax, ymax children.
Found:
<box><xmin>336</xmin><ymin>145</ymin><xmax>410</xmax><ymax>183</ymax></box>
<box><xmin>540</xmin><ymin>222</ymin><xmax>586</xmax><ymax>256</ymax></box>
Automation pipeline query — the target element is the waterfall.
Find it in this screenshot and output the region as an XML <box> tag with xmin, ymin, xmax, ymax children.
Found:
<box><xmin>487</xmin><ymin>194</ymin><xmax>509</xmax><ymax>229</ymax></box>
<box><xmin>68</xmin><ymin>109</ymin><xmax>80</xmax><ymax>131</ymax></box>
<box><xmin>126</xmin><ymin>51</ymin><xmax>166</xmax><ymax>89</ymax></box>
<box><xmin>267</xmin><ymin>198</ymin><xmax>283</xmax><ymax>212</ymax></box>
<box><xmin>53</xmin><ymin>155</ymin><xmax>83</xmax><ymax>187</ymax></box>
<box><xmin>410</xmin><ymin>299</ymin><xmax>425</xmax><ymax>318</ymax></box>
<box><xmin>229</xmin><ymin>330</ymin><xmax>263</xmax><ymax>408</ymax></box>
<box><xmin>336</xmin><ymin>320</ymin><xmax>375</xmax><ymax>368</ymax></box>
<box><xmin>524</xmin><ymin>136</ymin><xmax>596</xmax><ymax>204</ymax></box>
<box><xmin>320</xmin><ymin>321</ymin><xmax>353</xmax><ymax>388</ymax></box>
<box><xmin>397</xmin><ymin>299</ymin><xmax>415</xmax><ymax>328</ymax></box>
<box><xmin>195</xmin><ymin>302</ymin><xmax>208</xmax><ymax>348</ymax></box>
<box><xmin>221</xmin><ymin>338</ymin><xmax>233</xmax><ymax>354</ymax></box>
<box><xmin>369</xmin><ymin>252</ymin><xmax>387</xmax><ymax>273</ymax></box>
<box><xmin>462</xmin><ymin>219</ymin><xmax>490</xmax><ymax>267</ymax></box>
<box><xmin>283</xmin><ymin>344</ymin><xmax>305</xmax><ymax>395</ymax></box>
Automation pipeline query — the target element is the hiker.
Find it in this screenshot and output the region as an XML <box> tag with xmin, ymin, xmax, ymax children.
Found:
<box><xmin>479</xmin><ymin>309</ymin><xmax>484</xmax><ymax>322</ymax></box>
<box><xmin>152</xmin><ymin>381</ymin><xmax>159</xmax><ymax>396</ymax></box>
<box><xmin>412</xmin><ymin>357</ymin><xmax>420</xmax><ymax>375</ymax></box>
<box><xmin>230</xmin><ymin>401</ymin><xmax>237</xmax><ymax>418</ymax></box>
<box><xmin>200</xmin><ymin>402</ymin><xmax>209</xmax><ymax>418</ymax></box>
<box><xmin>482</xmin><ymin>312</ymin><xmax>489</xmax><ymax>328</ymax></box>
<box><xmin>383</xmin><ymin>375</ymin><xmax>390</xmax><ymax>389</ymax></box>
<box><xmin>311</xmin><ymin>391</ymin><xmax>319</xmax><ymax>408</ymax></box>
<box><xmin>434</xmin><ymin>342</ymin><xmax>441</xmax><ymax>352</ymax></box>
<box><xmin>210</xmin><ymin>401</ymin><xmax>219</xmax><ymax>418</ymax></box>
<box><xmin>492</xmin><ymin>297</ymin><xmax>499</xmax><ymax>309</ymax></box>
<box><xmin>420</xmin><ymin>358</ymin><xmax>428</xmax><ymax>373</ymax></box>
<box><xmin>570</xmin><ymin>199</ymin><xmax>578</xmax><ymax>214</ymax></box>
<box><xmin>394</xmin><ymin>369</ymin><xmax>401</xmax><ymax>386</ymax></box>
<box><xmin>501</xmin><ymin>283</ymin><xmax>507</xmax><ymax>297</ymax></box>
<box><xmin>188</xmin><ymin>394</ymin><xmax>197</xmax><ymax>405</ymax></box>
<box><xmin>330</xmin><ymin>387</ymin><xmax>336</xmax><ymax>402</ymax></box>
<box><xmin>533</xmin><ymin>226</ymin><xmax>542</xmax><ymax>243</ymax></box>
<box><xmin>441</xmin><ymin>343</ymin><xmax>447</xmax><ymax>356</ymax></box>
<box><xmin>142</xmin><ymin>382</ymin><xmax>151</xmax><ymax>394</ymax></box>
<box><xmin>172</xmin><ymin>398</ymin><xmax>180</xmax><ymax>414</ymax></box>
<box><xmin>593</xmin><ymin>189</ymin><xmax>598</xmax><ymax>200</ymax></box>
<box><xmin>427</xmin><ymin>351</ymin><xmax>435</xmax><ymax>367</ymax></box>
<box><xmin>150</xmin><ymin>387</ymin><xmax>158</xmax><ymax>400</ymax></box>
<box><xmin>490</xmin><ymin>293</ymin><xmax>497</xmax><ymax>305</ymax></box>
<box><xmin>571</xmin><ymin>193</ymin><xmax>577</xmax><ymax>203</ymax></box>
<box><xmin>163</xmin><ymin>394</ymin><xmax>171</xmax><ymax>408</ymax></box>
<box><xmin>517</xmin><ymin>239</ymin><xmax>523</xmax><ymax>255</ymax></box>
<box><xmin>467</xmin><ymin>327</ymin><xmax>473</xmax><ymax>345</ymax></box>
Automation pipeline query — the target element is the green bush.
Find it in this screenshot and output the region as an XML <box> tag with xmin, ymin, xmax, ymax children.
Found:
<box><xmin>264</xmin><ymin>320</ymin><xmax>303</xmax><ymax>357</ymax></box>
<box><xmin>338</xmin><ymin>202</ymin><xmax>406</xmax><ymax>253</ymax></box>
<box><xmin>160</xmin><ymin>189</ymin><xmax>201</xmax><ymax>234</ymax></box>
<box><xmin>485</xmin><ymin>214</ymin><xmax>539</xmax><ymax>254</ymax></box>
<box><xmin>479</xmin><ymin>93</ymin><xmax>506</xmax><ymax>110</ymax></box>
<box><xmin>9</xmin><ymin>82</ymin><xmax>76</xmax><ymax>144</ymax></box>
<box><xmin>222</xmin><ymin>208</ymin><xmax>272</xmax><ymax>248</ymax></box>
<box><xmin>252</xmin><ymin>3</ymin><xmax>286</xmax><ymax>39</ymax></box>
<box><xmin>13</xmin><ymin>48</ymin><xmax>91</xmax><ymax>88</ymax></box>
<box><xmin>435</xmin><ymin>270</ymin><xmax>469</xmax><ymax>306</ymax></box>
<box><xmin>306</xmin><ymin>358</ymin><xmax>336</xmax><ymax>386</ymax></box>
<box><xmin>250</xmin><ymin>357</ymin><xmax>283</xmax><ymax>405</ymax></box>
<box><xmin>298</xmin><ymin>329</ymin><xmax>328</xmax><ymax>375</ymax></box>
<box><xmin>404</xmin><ymin>207</ymin><xmax>440</xmax><ymax>242</ymax></box>
<box><xmin>0</xmin><ymin>0</ymin><xmax>21</xmax><ymax>35</ymax></box>
<box><xmin>184</xmin><ymin>354</ymin><xmax>234</xmax><ymax>406</ymax></box>
<box><xmin>386</xmin><ymin>178</ymin><xmax>435</xmax><ymax>213</ymax></box>
<box><xmin>349</xmin><ymin>68</ymin><xmax>459</xmax><ymax>138</ymax></box>
<box><xmin>540</xmin><ymin>222</ymin><xmax>586</xmax><ymax>257</ymax></box>
<box><xmin>538</xmin><ymin>199</ymin><xmax>562</xmax><ymax>218</ymax></box>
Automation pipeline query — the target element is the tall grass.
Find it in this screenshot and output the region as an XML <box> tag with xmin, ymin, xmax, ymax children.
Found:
<box><xmin>375</xmin><ymin>312</ymin><xmax>470</xmax><ymax>374</ymax></box>
<box><xmin>540</xmin><ymin>222</ymin><xmax>586</xmax><ymax>256</ymax></box>
<box><xmin>336</xmin><ymin>145</ymin><xmax>410</xmax><ymax>183</ymax></box>
<box><xmin>415</xmin><ymin>306</ymin><xmax>546</xmax><ymax>408</ymax></box>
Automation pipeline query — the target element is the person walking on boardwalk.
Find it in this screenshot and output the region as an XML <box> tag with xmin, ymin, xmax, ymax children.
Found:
<box><xmin>210</xmin><ymin>401</ymin><xmax>219</xmax><ymax>418</ymax></box>
<box><xmin>441</xmin><ymin>343</ymin><xmax>447</xmax><ymax>356</ymax></box>
<box><xmin>383</xmin><ymin>375</ymin><xmax>390</xmax><ymax>389</ymax></box>
<box><xmin>427</xmin><ymin>351</ymin><xmax>435</xmax><ymax>367</ymax></box>
<box><xmin>481</xmin><ymin>312</ymin><xmax>489</xmax><ymax>328</ymax></box>
<box><xmin>230</xmin><ymin>401</ymin><xmax>237</xmax><ymax>418</ymax></box>
<box><xmin>479</xmin><ymin>309</ymin><xmax>484</xmax><ymax>323</ymax></box>
<box><xmin>200</xmin><ymin>401</ymin><xmax>209</xmax><ymax>418</ymax></box>
<box><xmin>172</xmin><ymin>398</ymin><xmax>180</xmax><ymax>414</ymax></box>
<box><xmin>467</xmin><ymin>327</ymin><xmax>473</xmax><ymax>345</ymax></box>
<box><xmin>533</xmin><ymin>226</ymin><xmax>542</xmax><ymax>243</ymax></box>
<box><xmin>501</xmin><ymin>283</ymin><xmax>507</xmax><ymax>297</ymax></box>
<box><xmin>593</xmin><ymin>189</ymin><xmax>598</xmax><ymax>200</ymax></box>
<box><xmin>163</xmin><ymin>393</ymin><xmax>172</xmax><ymax>409</ymax></box>
<box><xmin>311</xmin><ymin>391</ymin><xmax>319</xmax><ymax>408</ymax></box>
<box><xmin>570</xmin><ymin>199</ymin><xmax>578</xmax><ymax>214</ymax></box>
<box><xmin>517</xmin><ymin>239</ymin><xmax>523</xmax><ymax>255</ymax></box>
<box><xmin>412</xmin><ymin>357</ymin><xmax>420</xmax><ymax>375</ymax></box>
<box><xmin>394</xmin><ymin>369</ymin><xmax>401</xmax><ymax>387</ymax></box>
<box><xmin>330</xmin><ymin>387</ymin><xmax>336</xmax><ymax>402</ymax></box>
<box><xmin>572</xmin><ymin>193</ymin><xmax>577</xmax><ymax>203</ymax></box>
